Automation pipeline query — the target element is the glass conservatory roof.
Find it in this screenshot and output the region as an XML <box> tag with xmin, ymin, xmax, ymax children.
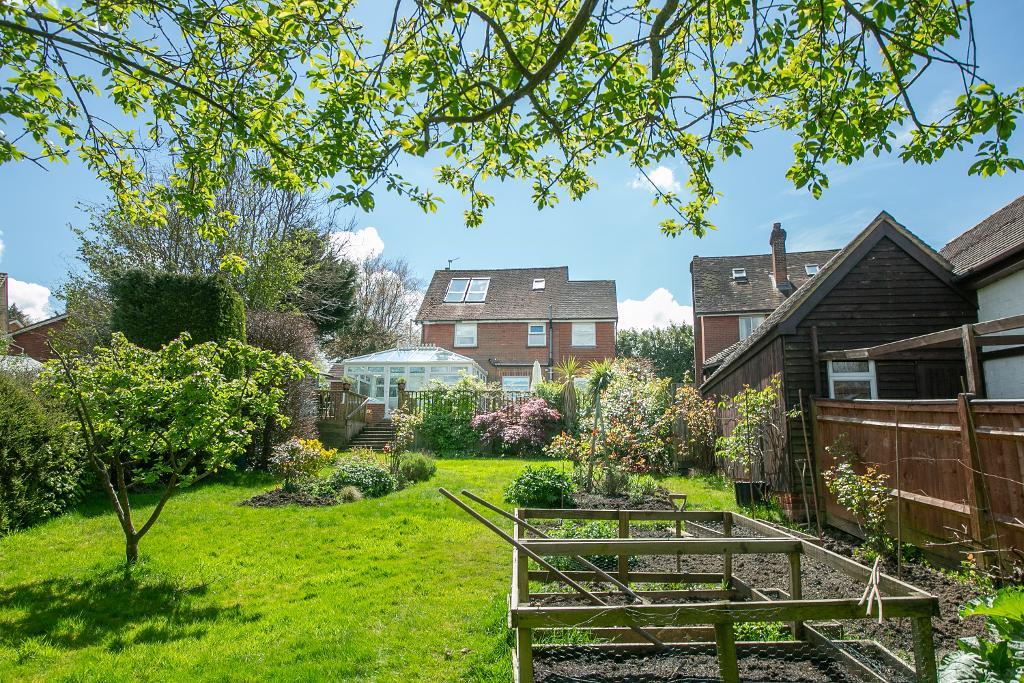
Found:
<box><xmin>339</xmin><ymin>345</ymin><xmax>479</xmax><ymax>365</ymax></box>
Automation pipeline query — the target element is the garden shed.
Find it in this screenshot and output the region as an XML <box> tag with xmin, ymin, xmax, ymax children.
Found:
<box><xmin>332</xmin><ymin>345</ymin><xmax>487</xmax><ymax>416</ymax></box>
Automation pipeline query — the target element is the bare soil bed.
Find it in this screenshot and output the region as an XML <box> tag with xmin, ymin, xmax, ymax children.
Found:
<box><xmin>532</xmin><ymin>644</ymin><xmax>871</xmax><ymax>683</ymax></box>
<box><xmin>546</xmin><ymin>489</ymin><xmax>987</xmax><ymax>662</ymax></box>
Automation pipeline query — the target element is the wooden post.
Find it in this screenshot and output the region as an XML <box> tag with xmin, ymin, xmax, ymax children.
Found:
<box><xmin>962</xmin><ymin>324</ymin><xmax>984</xmax><ymax>397</ymax></box>
<box><xmin>956</xmin><ymin>393</ymin><xmax>996</xmax><ymax>571</ymax></box>
<box><xmin>722</xmin><ymin>512</ymin><xmax>733</xmax><ymax>588</ymax></box>
<box><xmin>911</xmin><ymin>616</ymin><xmax>938</xmax><ymax>683</ymax></box>
<box><xmin>618</xmin><ymin>510</ymin><xmax>630</xmax><ymax>582</ymax></box>
<box><xmin>810</xmin><ymin>399</ymin><xmax>827</xmax><ymax>532</ymax></box>
<box><xmin>788</xmin><ymin>552</ymin><xmax>805</xmax><ymax>639</ymax></box>
<box><xmin>515</xmin><ymin>626</ymin><xmax>534</xmax><ymax>683</ymax></box>
<box><xmin>714</xmin><ymin>622</ymin><xmax>741</xmax><ymax>683</ymax></box>
<box><xmin>894</xmin><ymin>407</ymin><xmax>903</xmax><ymax>579</ymax></box>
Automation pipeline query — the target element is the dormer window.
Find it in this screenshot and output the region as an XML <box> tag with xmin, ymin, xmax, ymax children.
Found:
<box><xmin>532</xmin><ymin>278</ymin><xmax>546</xmax><ymax>290</ymax></box>
<box><xmin>732</xmin><ymin>268</ymin><xmax>747</xmax><ymax>280</ymax></box>
<box><xmin>805</xmin><ymin>264</ymin><xmax>819</xmax><ymax>276</ymax></box>
<box><xmin>444</xmin><ymin>277</ymin><xmax>490</xmax><ymax>303</ymax></box>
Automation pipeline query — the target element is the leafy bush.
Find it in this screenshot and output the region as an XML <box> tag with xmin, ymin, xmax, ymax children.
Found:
<box><xmin>391</xmin><ymin>406</ymin><xmax>422</xmax><ymax>454</ymax></box>
<box><xmin>323</xmin><ymin>457</ymin><xmax>396</xmax><ymax>498</ymax></box>
<box><xmin>544</xmin><ymin>432</ymin><xmax>588</xmax><ymax>462</ymax></box>
<box><xmin>109</xmin><ymin>270</ymin><xmax>246</xmax><ymax>350</ymax></box>
<box><xmin>672</xmin><ymin>385</ymin><xmax>717</xmax><ymax>469</ymax></box>
<box><xmin>0</xmin><ymin>374</ymin><xmax>83</xmax><ymax>534</ymax></box>
<box><xmin>268</xmin><ymin>438</ymin><xmax>335</xmax><ymax>491</ymax></box>
<box><xmin>471</xmin><ymin>398</ymin><xmax>561</xmax><ymax>455</ymax></box>
<box><xmin>546</xmin><ymin>520</ymin><xmax>636</xmax><ymax>572</ymax></box>
<box><xmin>598</xmin><ymin>464</ymin><xmax>631</xmax><ymax>497</ymax></box>
<box><xmin>245</xmin><ymin>311</ymin><xmax>320</xmax><ymax>464</ymax></box>
<box><xmin>399</xmin><ymin>454</ymin><xmax>437</xmax><ymax>484</ymax></box>
<box><xmin>504</xmin><ymin>465</ymin><xmax>575</xmax><ymax>508</ymax></box>
<box><xmin>940</xmin><ymin>588</ymin><xmax>1024</xmax><ymax>681</ymax></box>
<box><xmin>628</xmin><ymin>475</ymin><xmax>660</xmax><ymax>505</ymax></box>
<box><xmin>417</xmin><ymin>377</ymin><xmax>485</xmax><ymax>455</ymax></box>
<box><xmin>822</xmin><ymin>436</ymin><xmax>891</xmax><ymax>559</ymax></box>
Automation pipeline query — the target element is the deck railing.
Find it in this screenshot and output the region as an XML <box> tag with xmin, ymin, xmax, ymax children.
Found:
<box><xmin>398</xmin><ymin>388</ymin><xmax>534</xmax><ymax>416</ymax></box>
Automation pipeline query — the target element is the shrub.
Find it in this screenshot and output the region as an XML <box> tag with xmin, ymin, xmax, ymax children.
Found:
<box><xmin>823</xmin><ymin>436</ymin><xmax>891</xmax><ymax>559</ymax></box>
<box><xmin>503</xmin><ymin>465</ymin><xmax>575</xmax><ymax>508</ymax></box>
<box><xmin>544</xmin><ymin>432</ymin><xmax>587</xmax><ymax>462</ymax></box>
<box><xmin>418</xmin><ymin>377</ymin><xmax>485</xmax><ymax>455</ymax></box>
<box><xmin>399</xmin><ymin>454</ymin><xmax>437</xmax><ymax>484</ymax></box>
<box><xmin>324</xmin><ymin>457</ymin><xmax>397</xmax><ymax>498</ymax></box>
<box><xmin>628</xmin><ymin>475</ymin><xmax>660</xmax><ymax>505</ymax></box>
<box><xmin>336</xmin><ymin>485</ymin><xmax>363</xmax><ymax>503</ymax></box>
<box><xmin>598</xmin><ymin>464</ymin><xmax>631</xmax><ymax>497</ymax></box>
<box><xmin>246</xmin><ymin>311</ymin><xmax>319</xmax><ymax>464</ymax></box>
<box><xmin>109</xmin><ymin>270</ymin><xmax>246</xmax><ymax>350</ymax></box>
<box><xmin>0</xmin><ymin>374</ymin><xmax>83</xmax><ymax>534</ymax></box>
<box><xmin>472</xmin><ymin>398</ymin><xmax>561</xmax><ymax>455</ymax></box>
<box><xmin>268</xmin><ymin>438</ymin><xmax>334</xmax><ymax>491</ymax></box>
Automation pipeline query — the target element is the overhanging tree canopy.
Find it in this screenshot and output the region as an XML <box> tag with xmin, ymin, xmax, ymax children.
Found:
<box><xmin>2</xmin><ymin>0</ymin><xmax>1021</xmax><ymax>243</ymax></box>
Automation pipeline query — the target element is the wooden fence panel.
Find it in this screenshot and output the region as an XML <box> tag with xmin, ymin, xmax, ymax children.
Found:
<box><xmin>813</xmin><ymin>396</ymin><xmax>1024</xmax><ymax>567</ymax></box>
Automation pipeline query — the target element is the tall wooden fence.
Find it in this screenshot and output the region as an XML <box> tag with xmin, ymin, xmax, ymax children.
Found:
<box><xmin>813</xmin><ymin>395</ymin><xmax>1024</xmax><ymax>567</ymax></box>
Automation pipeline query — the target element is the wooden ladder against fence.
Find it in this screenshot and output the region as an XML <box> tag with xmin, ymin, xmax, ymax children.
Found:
<box><xmin>812</xmin><ymin>393</ymin><xmax>1024</xmax><ymax>570</ymax></box>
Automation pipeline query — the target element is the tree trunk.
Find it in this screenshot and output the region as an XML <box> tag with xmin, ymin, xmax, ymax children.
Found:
<box><xmin>126</xmin><ymin>535</ymin><xmax>139</xmax><ymax>565</ymax></box>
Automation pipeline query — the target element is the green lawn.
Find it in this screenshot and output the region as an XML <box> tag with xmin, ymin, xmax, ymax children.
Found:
<box><xmin>0</xmin><ymin>458</ymin><xmax>737</xmax><ymax>682</ymax></box>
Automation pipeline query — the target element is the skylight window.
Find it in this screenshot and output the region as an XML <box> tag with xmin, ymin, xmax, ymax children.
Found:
<box><xmin>445</xmin><ymin>277</ymin><xmax>490</xmax><ymax>303</ymax></box>
<box><xmin>805</xmin><ymin>264</ymin><xmax>819</xmax><ymax>276</ymax></box>
<box><xmin>732</xmin><ymin>268</ymin><xmax>747</xmax><ymax>280</ymax></box>
<box><xmin>532</xmin><ymin>278</ymin><xmax>546</xmax><ymax>290</ymax></box>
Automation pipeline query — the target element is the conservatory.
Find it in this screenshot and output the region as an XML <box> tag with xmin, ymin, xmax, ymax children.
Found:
<box><xmin>332</xmin><ymin>345</ymin><xmax>488</xmax><ymax>415</ymax></box>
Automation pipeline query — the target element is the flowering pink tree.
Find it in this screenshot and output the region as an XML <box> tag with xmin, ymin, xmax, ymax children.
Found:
<box><xmin>472</xmin><ymin>398</ymin><xmax>561</xmax><ymax>455</ymax></box>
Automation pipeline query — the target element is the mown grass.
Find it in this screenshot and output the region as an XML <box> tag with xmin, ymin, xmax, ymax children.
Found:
<box><xmin>0</xmin><ymin>458</ymin><xmax>748</xmax><ymax>682</ymax></box>
<box><xmin>0</xmin><ymin>458</ymin><xmax>527</xmax><ymax>682</ymax></box>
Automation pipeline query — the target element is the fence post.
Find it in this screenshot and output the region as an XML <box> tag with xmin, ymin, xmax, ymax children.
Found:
<box><xmin>513</xmin><ymin>508</ymin><xmax>533</xmax><ymax>683</ymax></box>
<box><xmin>912</xmin><ymin>616</ymin><xmax>938</xmax><ymax>683</ymax></box>
<box><xmin>722</xmin><ymin>512</ymin><xmax>733</xmax><ymax>588</ymax></box>
<box><xmin>810</xmin><ymin>399</ymin><xmax>827</xmax><ymax>530</ymax></box>
<box><xmin>956</xmin><ymin>393</ymin><xmax>997</xmax><ymax>571</ymax></box>
<box><xmin>617</xmin><ymin>510</ymin><xmax>630</xmax><ymax>582</ymax></box>
<box><xmin>788</xmin><ymin>552</ymin><xmax>804</xmax><ymax>639</ymax></box>
<box><xmin>714</xmin><ymin>622</ymin><xmax>740</xmax><ymax>683</ymax></box>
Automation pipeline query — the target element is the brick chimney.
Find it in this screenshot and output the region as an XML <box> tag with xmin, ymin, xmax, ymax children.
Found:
<box><xmin>769</xmin><ymin>223</ymin><xmax>792</xmax><ymax>294</ymax></box>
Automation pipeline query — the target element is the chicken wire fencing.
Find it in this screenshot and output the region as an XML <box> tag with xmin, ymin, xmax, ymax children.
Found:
<box><xmin>509</xmin><ymin>507</ymin><xmax>937</xmax><ymax>683</ymax></box>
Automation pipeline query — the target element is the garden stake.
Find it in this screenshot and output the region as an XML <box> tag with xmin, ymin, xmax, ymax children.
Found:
<box><xmin>798</xmin><ymin>390</ymin><xmax>823</xmax><ymax>537</ymax></box>
<box><xmin>437</xmin><ymin>488</ymin><xmax>666</xmax><ymax>650</ymax></box>
<box><xmin>458</xmin><ymin>489</ymin><xmax>648</xmax><ymax>604</ymax></box>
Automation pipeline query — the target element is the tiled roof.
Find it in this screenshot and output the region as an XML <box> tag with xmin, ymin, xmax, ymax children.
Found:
<box><xmin>691</xmin><ymin>250</ymin><xmax>839</xmax><ymax>314</ymax></box>
<box><xmin>700</xmin><ymin>212</ymin><xmax>950</xmax><ymax>390</ymax></box>
<box><xmin>415</xmin><ymin>267</ymin><xmax>617</xmax><ymax>322</ymax></box>
<box><xmin>939</xmin><ymin>194</ymin><xmax>1024</xmax><ymax>276</ymax></box>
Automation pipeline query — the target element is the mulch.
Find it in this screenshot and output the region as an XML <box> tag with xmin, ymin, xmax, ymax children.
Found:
<box><xmin>238</xmin><ymin>488</ymin><xmax>337</xmax><ymax>508</ymax></box>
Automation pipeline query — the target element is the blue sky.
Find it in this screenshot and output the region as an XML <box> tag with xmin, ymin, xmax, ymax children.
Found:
<box><xmin>1</xmin><ymin>4</ymin><xmax>1022</xmax><ymax>327</ymax></box>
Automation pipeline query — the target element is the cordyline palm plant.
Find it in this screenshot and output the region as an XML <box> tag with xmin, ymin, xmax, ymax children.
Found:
<box><xmin>553</xmin><ymin>356</ymin><xmax>581</xmax><ymax>434</ymax></box>
<box><xmin>584</xmin><ymin>359</ymin><xmax>615</xmax><ymax>492</ymax></box>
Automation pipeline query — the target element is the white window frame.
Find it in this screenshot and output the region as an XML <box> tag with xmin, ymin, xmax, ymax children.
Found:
<box><xmin>532</xmin><ymin>278</ymin><xmax>546</xmax><ymax>290</ymax></box>
<box><xmin>501</xmin><ymin>375</ymin><xmax>530</xmax><ymax>393</ymax></box>
<box><xmin>444</xmin><ymin>278</ymin><xmax>470</xmax><ymax>302</ymax></box>
<box><xmin>571</xmin><ymin>322</ymin><xmax>597</xmax><ymax>348</ymax></box>
<box><xmin>454</xmin><ymin>322</ymin><xmax>477</xmax><ymax>347</ymax></box>
<box><xmin>527</xmin><ymin>322</ymin><xmax>547</xmax><ymax>347</ymax></box>
<box><xmin>732</xmin><ymin>268</ymin><xmax>747</xmax><ymax>280</ymax></box>
<box><xmin>738</xmin><ymin>315</ymin><xmax>766</xmax><ymax>341</ymax></box>
<box><xmin>827</xmin><ymin>360</ymin><xmax>878</xmax><ymax>400</ymax></box>
<box><xmin>465</xmin><ymin>277</ymin><xmax>490</xmax><ymax>302</ymax></box>
<box><xmin>805</xmin><ymin>264</ymin><xmax>819</xmax><ymax>276</ymax></box>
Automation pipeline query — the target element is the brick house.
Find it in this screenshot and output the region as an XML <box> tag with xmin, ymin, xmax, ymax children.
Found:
<box><xmin>1</xmin><ymin>272</ymin><xmax>67</xmax><ymax>363</ymax></box>
<box><xmin>690</xmin><ymin>224</ymin><xmax>838</xmax><ymax>380</ymax></box>
<box><xmin>415</xmin><ymin>266</ymin><xmax>617</xmax><ymax>388</ymax></box>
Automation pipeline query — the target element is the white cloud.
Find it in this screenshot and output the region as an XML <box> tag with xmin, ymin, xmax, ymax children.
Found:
<box><xmin>8</xmin><ymin>277</ymin><xmax>53</xmax><ymax>321</ymax></box>
<box><xmin>330</xmin><ymin>226</ymin><xmax>385</xmax><ymax>262</ymax></box>
<box><xmin>630</xmin><ymin>165</ymin><xmax>681</xmax><ymax>194</ymax></box>
<box><xmin>618</xmin><ymin>288</ymin><xmax>693</xmax><ymax>330</ymax></box>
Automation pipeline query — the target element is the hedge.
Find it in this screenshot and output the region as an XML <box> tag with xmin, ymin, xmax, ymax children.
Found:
<box><xmin>109</xmin><ymin>270</ymin><xmax>246</xmax><ymax>349</ymax></box>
